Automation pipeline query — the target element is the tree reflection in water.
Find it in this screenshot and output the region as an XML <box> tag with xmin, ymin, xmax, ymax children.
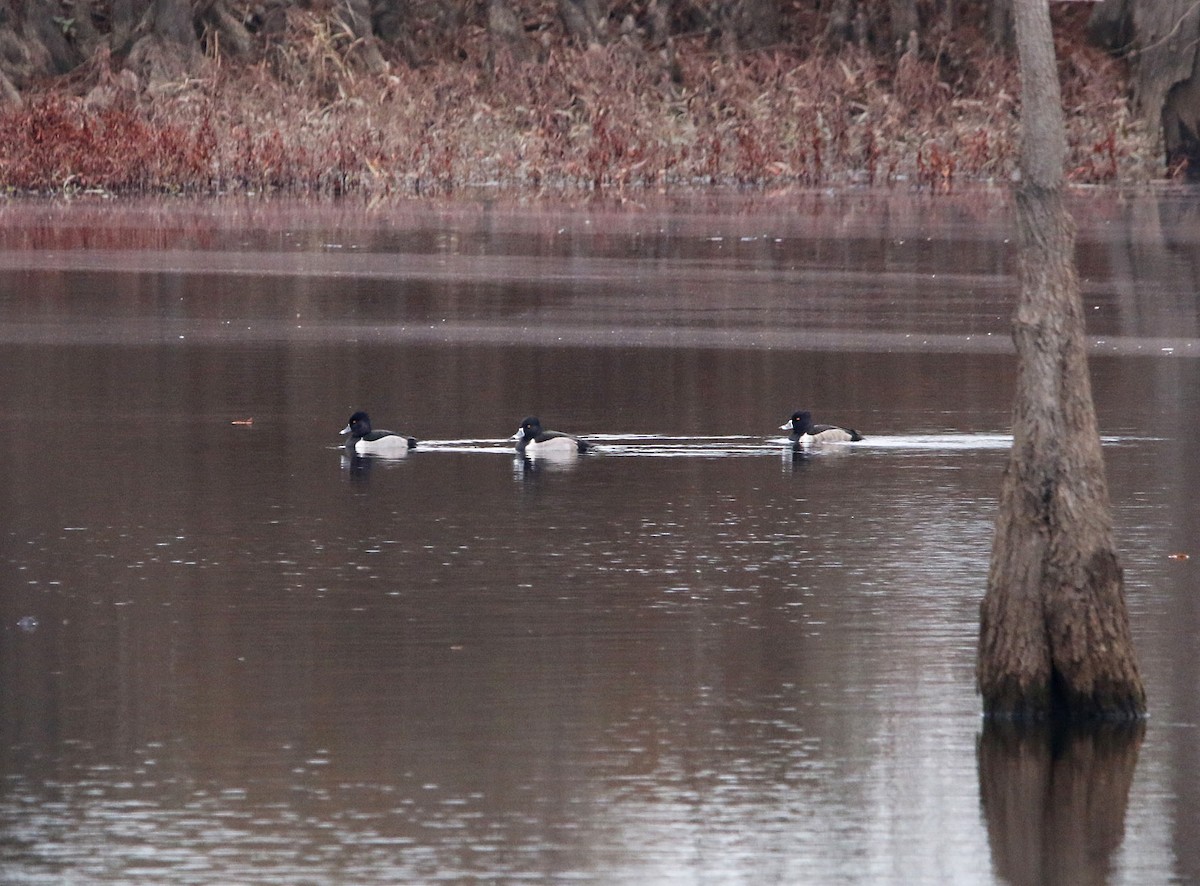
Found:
<box><xmin>978</xmin><ymin>719</ymin><xmax>1145</xmax><ymax>886</ymax></box>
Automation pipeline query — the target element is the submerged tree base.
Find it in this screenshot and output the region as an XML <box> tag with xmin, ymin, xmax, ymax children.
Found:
<box><xmin>981</xmin><ymin>676</ymin><xmax>1149</xmax><ymax>723</ymax></box>
<box><xmin>978</xmin><ymin>182</ymin><xmax>1147</xmax><ymax>725</ymax></box>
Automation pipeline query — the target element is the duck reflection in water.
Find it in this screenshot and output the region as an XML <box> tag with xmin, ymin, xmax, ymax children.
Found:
<box><xmin>341</xmin><ymin>452</ymin><xmax>414</xmax><ymax>480</ymax></box>
<box><xmin>512</xmin><ymin>449</ymin><xmax>587</xmax><ymax>479</ymax></box>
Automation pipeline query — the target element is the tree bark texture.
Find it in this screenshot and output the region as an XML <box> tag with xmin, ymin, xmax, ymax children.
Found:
<box><xmin>485</xmin><ymin>0</ymin><xmax>536</xmax><ymax>79</ymax></box>
<box><xmin>822</xmin><ymin>0</ymin><xmax>853</xmax><ymax>48</ymax></box>
<box><xmin>558</xmin><ymin>0</ymin><xmax>606</xmax><ymax>45</ymax></box>
<box><xmin>988</xmin><ymin>0</ymin><xmax>1014</xmax><ymax>47</ymax></box>
<box><xmin>338</xmin><ymin>0</ymin><xmax>389</xmax><ymax>73</ymax></box>
<box><xmin>889</xmin><ymin>0</ymin><xmax>918</xmax><ymax>53</ymax></box>
<box><xmin>977</xmin><ymin>0</ymin><xmax>1146</xmax><ymax>721</ymax></box>
<box><xmin>1089</xmin><ymin>0</ymin><xmax>1200</xmax><ymax>174</ymax></box>
<box><xmin>121</xmin><ymin>0</ymin><xmax>206</xmax><ymax>89</ymax></box>
<box><xmin>0</xmin><ymin>0</ymin><xmax>85</xmax><ymax>99</ymax></box>
<box><xmin>718</xmin><ymin>0</ymin><xmax>781</xmax><ymax>51</ymax></box>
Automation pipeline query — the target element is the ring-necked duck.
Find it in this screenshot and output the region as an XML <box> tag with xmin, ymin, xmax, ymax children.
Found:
<box><xmin>341</xmin><ymin>411</ymin><xmax>417</xmax><ymax>454</ymax></box>
<box><xmin>512</xmin><ymin>416</ymin><xmax>591</xmax><ymax>455</ymax></box>
<box><xmin>780</xmin><ymin>410</ymin><xmax>863</xmax><ymax>444</ymax></box>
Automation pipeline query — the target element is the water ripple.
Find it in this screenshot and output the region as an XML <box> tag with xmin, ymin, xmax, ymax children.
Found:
<box><xmin>401</xmin><ymin>433</ymin><xmax>1142</xmax><ymax>458</ymax></box>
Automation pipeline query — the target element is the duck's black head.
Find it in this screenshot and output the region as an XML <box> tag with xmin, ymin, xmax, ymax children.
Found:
<box><xmin>787</xmin><ymin>411</ymin><xmax>813</xmax><ymax>433</ymax></box>
<box><xmin>517</xmin><ymin>416</ymin><xmax>543</xmax><ymax>440</ymax></box>
<box><xmin>343</xmin><ymin>411</ymin><xmax>372</xmax><ymax>438</ymax></box>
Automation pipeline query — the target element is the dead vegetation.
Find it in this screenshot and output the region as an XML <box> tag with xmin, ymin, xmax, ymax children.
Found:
<box><xmin>0</xmin><ymin>4</ymin><xmax>1157</xmax><ymax>197</ymax></box>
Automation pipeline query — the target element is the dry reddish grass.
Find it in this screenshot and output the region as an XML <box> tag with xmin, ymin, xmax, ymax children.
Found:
<box><xmin>0</xmin><ymin>7</ymin><xmax>1157</xmax><ymax>197</ymax></box>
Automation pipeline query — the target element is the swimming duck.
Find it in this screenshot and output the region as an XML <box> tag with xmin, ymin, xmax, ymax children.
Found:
<box><xmin>341</xmin><ymin>411</ymin><xmax>417</xmax><ymax>455</ymax></box>
<box><xmin>512</xmin><ymin>416</ymin><xmax>591</xmax><ymax>456</ymax></box>
<box><xmin>780</xmin><ymin>410</ymin><xmax>863</xmax><ymax>444</ymax></box>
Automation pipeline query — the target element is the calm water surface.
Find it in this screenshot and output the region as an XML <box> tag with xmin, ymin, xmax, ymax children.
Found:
<box><xmin>0</xmin><ymin>192</ymin><xmax>1198</xmax><ymax>884</ymax></box>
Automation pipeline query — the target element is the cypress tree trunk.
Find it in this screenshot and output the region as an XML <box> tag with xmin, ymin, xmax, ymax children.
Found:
<box><xmin>121</xmin><ymin>0</ymin><xmax>204</xmax><ymax>89</ymax></box>
<box><xmin>977</xmin><ymin>0</ymin><xmax>1146</xmax><ymax>721</ymax></box>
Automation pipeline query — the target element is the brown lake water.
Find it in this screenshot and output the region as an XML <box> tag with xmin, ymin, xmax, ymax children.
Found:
<box><xmin>0</xmin><ymin>191</ymin><xmax>1197</xmax><ymax>884</ymax></box>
